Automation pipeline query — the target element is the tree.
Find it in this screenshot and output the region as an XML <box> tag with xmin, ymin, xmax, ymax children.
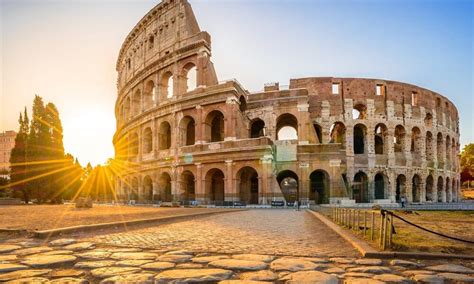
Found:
<box><xmin>9</xmin><ymin>108</ymin><xmax>30</xmax><ymax>203</ymax></box>
<box><xmin>460</xmin><ymin>143</ymin><xmax>474</xmax><ymax>187</ymax></box>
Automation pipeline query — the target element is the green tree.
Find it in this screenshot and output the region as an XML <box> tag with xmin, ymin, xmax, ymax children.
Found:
<box><xmin>460</xmin><ymin>143</ymin><xmax>474</xmax><ymax>187</ymax></box>
<box><xmin>9</xmin><ymin>108</ymin><xmax>30</xmax><ymax>203</ymax></box>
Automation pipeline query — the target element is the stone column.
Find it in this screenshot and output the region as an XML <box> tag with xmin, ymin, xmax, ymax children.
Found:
<box><xmin>195</xmin><ymin>163</ymin><xmax>205</xmax><ymax>203</ymax></box>
<box><xmin>195</xmin><ymin>105</ymin><xmax>204</xmax><ymax>144</ymax></box>
<box><xmin>225</xmin><ymin>98</ymin><xmax>237</xmax><ymax>141</ymax></box>
<box><xmin>225</xmin><ymin>160</ymin><xmax>234</xmax><ymax>202</ymax></box>
<box><xmin>152</xmin><ymin>181</ymin><xmax>158</xmax><ymax>202</ymax></box>
<box><xmin>404</xmin><ymin>134</ymin><xmax>412</xmax><ymax>167</ymax></box>
<box><xmin>297</xmin><ymin>103</ymin><xmax>310</xmax><ymax>145</ymax></box>
<box><xmin>387</xmin><ymin>129</ymin><xmax>395</xmax><ymax>167</ymax></box>
<box><xmin>367</xmin><ymin>131</ymin><xmax>375</xmax><ymax>168</ymax></box>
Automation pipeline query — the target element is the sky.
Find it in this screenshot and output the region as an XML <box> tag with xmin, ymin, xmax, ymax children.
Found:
<box><xmin>1</xmin><ymin>0</ymin><xmax>472</xmax><ymax>166</ymax></box>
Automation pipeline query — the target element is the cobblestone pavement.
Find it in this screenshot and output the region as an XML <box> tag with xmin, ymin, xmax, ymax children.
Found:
<box><xmin>0</xmin><ymin>209</ymin><xmax>473</xmax><ymax>283</ymax></box>
<box><xmin>89</xmin><ymin>210</ymin><xmax>358</xmax><ymax>257</ymax></box>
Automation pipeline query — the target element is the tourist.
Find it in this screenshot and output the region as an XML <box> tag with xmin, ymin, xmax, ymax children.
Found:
<box><xmin>400</xmin><ymin>196</ymin><xmax>406</xmax><ymax>208</ymax></box>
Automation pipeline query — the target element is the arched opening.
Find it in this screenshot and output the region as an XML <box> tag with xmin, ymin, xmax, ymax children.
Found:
<box><xmin>437</xmin><ymin>133</ymin><xmax>443</xmax><ymax>164</ymax></box>
<box><xmin>437</xmin><ymin>176</ymin><xmax>444</xmax><ymax>202</ymax></box>
<box><xmin>239</xmin><ymin>96</ymin><xmax>247</xmax><ymax>112</ymax></box>
<box><xmin>181</xmin><ymin>171</ymin><xmax>195</xmax><ymax>202</ymax></box>
<box><xmin>205</xmin><ymin>110</ymin><xmax>225</xmax><ymax>142</ymax></box>
<box><xmin>129</xmin><ymin>133</ymin><xmax>139</xmax><ymax>157</ymax></box>
<box><xmin>352</xmin><ymin>104</ymin><xmax>367</xmax><ymax>119</ymax></box>
<box><xmin>452</xmin><ymin>179</ymin><xmax>457</xmax><ymax>202</ymax></box>
<box><xmin>425</xmin><ymin>175</ymin><xmax>434</xmax><ymax>202</ymax></box>
<box><xmin>276</xmin><ymin>113</ymin><xmax>298</xmax><ymax>140</ymax></box>
<box><xmin>426</xmin><ymin>131</ymin><xmax>434</xmax><ymax>163</ymax></box>
<box><xmin>250</xmin><ymin>119</ymin><xmax>265</xmax><ymax>138</ymax></box>
<box><xmin>131</xmin><ymin>177</ymin><xmax>139</xmax><ymax>201</ymax></box>
<box><xmin>124</xmin><ymin>97</ymin><xmax>131</xmax><ymax>120</ymax></box>
<box><xmin>158</xmin><ymin>172</ymin><xmax>172</xmax><ymax>202</ymax></box>
<box><xmin>353</xmin><ymin>171</ymin><xmax>368</xmax><ymax>203</ymax></box>
<box><xmin>184</xmin><ymin>63</ymin><xmax>197</xmax><ymax>92</ymax></box>
<box><xmin>277</xmin><ymin>170</ymin><xmax>299</xmax><ymax>204</ymax></box>
<box><xmin>159</xmin><ymin>121</ymin><xmax>172</xmax><ymax>150</ymax></box>
<box><xmin>313</xmin><ymin>123</ymin><xmax>323</xmax><ymax>144</ymax></box>
<box><xmin>309</xmin><ymin>170</ymin><xmax>330</xmax><ymax>204</ymax></box>
<box><xmin>374</xmin><ymin>173</ymin><xmax>386</xmax><ymax>199</ymax></box>
<box><xmin>446</xmin><ymin>177</ymin><xmax>451</xmax><ymax>202</ymax></box>
<box><xmin>374</xmin><ymin>124</ymin><xmax>388</xmax><ymax>155</ymax></box>
<box><xmin>143</xmin><ymin>176</ymin><xmax>153</xmax><ymax>202</ymax></box>
<box><xmin>144</xmin><ymin>80</ymin><xmax>155</xmax><ymax>109</ymax></box>
<box><xmin>205</xmin><ymin>169</ymin><xmax>225</xmax><ymax>205</ymax></box>
<box><xmin>237</xmin><ymin>167</ymin><xmax>259</xmax><ymax>205</ymax></box>
<box><xmin>162</xmin><ymin>72</ymin><xmax>174</xmax><ymax>99</ymax></box>
<box><xmin>143</xmin><ymin>127</ymin><xmax>153</xmax><ymax>154</ymax></box>
<box><xmin>396</xmin><ymin>174</ymin><xmax>407</xmax><ymax>203</ymax></box>
<box><xmin>424</xmin><ymin>113</ymin><xmax>433</xmax><ymax>128</ymax></box>
<box><xmin>179</xmin><ymin>116</ymin><xmax>195</xmax><ymax>146</ymax></box>
<box><xmin>329</xmin><ymin>122</ymin><xmax>346</xmax><ymax>147</ymax></box>
<box><xmin>394</xmin><ymin>125</ymin><xmax>406</xmax><ymax>153</ymax></box>
<box><xmin>412</xmin><ymin>174</ymin><xmax>421</xmax><ymax>203</ymax></box>
<box><xmin>446</xmin><ymin>135</ymin><xmax>451</xmax><ymax>164</ymax></box>
<box><xmin>353</xmin><ymin>124</ymin><xmax>367</xmax><ymax>154</ymax></box>
<box><xmin>411</xmin><ymin>127</ymin><xmax>422</xmax><ymax>161</ymax></box>
<box><xmin>133</xmin><ymin>89</ymin><xmax>141</xmax><ymax>116</ymax></box>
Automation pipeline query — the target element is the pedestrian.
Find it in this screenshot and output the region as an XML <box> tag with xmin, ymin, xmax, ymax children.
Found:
<box><xmin>400</xmin><ymin>196</ymin><xmax>406</xmax><ymax>208</ymax></box>
<box><xmin>294</xmin><ymin>200</ymin><xmax>299</xmax><ymax>211</ymax></box>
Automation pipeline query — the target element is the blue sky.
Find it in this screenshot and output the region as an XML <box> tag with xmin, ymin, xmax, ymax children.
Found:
<box><xmin>1</xmin><ymin>0</ymin><xmax>472</xmax><ymax>165</ymax></box>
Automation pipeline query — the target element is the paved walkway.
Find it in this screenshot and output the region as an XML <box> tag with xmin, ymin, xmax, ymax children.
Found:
<box><xmin>90</xmin><ymin>209</ymin><xmax>359</xmax><ymax>257</ymax></box>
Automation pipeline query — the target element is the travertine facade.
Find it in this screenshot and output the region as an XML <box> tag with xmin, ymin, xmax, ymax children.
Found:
<box><xmin>0</xmin><ymin>131</ymin><xmax>17</xmax><ymax>176</ymax></box>
<box><xmin>114</xmin><ymin>0</ymin><xmax>460</xmax><ymax>205</ymax></box>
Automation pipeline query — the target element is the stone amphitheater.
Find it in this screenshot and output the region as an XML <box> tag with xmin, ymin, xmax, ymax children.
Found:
<box><xmin>113</xmin><ymin>0</ymin><xmax>460</xmax><ymax>206</ymax></box>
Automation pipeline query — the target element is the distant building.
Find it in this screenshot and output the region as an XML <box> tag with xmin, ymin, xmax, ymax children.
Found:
<box><xmin>0</xmin><ymin>131</ymin><xmax>17</xmax><ymax>178</ymax></box>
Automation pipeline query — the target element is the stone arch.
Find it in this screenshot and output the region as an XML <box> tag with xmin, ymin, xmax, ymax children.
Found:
<box><xmin>374</xmin><ymin>172</ymin><xmax>387</xmax><ymax>199</ymax></box>
<box><xmin>437</xmin><ymin>132</ymin><xmax>444</xmax><ymax>164</ymax></box>
<box><xmin>276</xmin><ymin>113</ymin><xmax>298</xmax><ymax>140</ymax></box>
<box><xmin>158</xmin><ymin>121</ymin><xmax>172</xmax><ymax>150</ymax></box>
<box><xmin>313</xmin><ymin>123</ymin><xmax>323</xmax><ymax>144</ymax></box>
<box><xmin>239</xmin><ymin>96</ymin><xmax>247</xmax><ymax>112</ymax></box>
<box><xmin>425</xmin><ymin>131</ymin><xmax>434</xmax><ymax>163</ymax></box>
<box><xmin>131</xmin><ymin>177</ymin><xmax>139</xmax><ymax>200</ymax></box>
<box><xmin>180</xmin><ymin>170</ymin><xmax>195</xmax><ymax>202</ymax></box>
<box><xmin>142</xmin><ymin>175</ymin><xmax>153</xmax><ymax>201</ymax></box>
<box><xmin>412</xmin><ymin>174</ymin><xmax>422</xmax><ymax>203</ymax></box>
<box><xmin>277</xmin><ymin>170</ymin><xmax>299</xmax><ymax>203</ymax></box>
<box><xmin>425</xmin><ymin>175</ymin><xmax>435</xmax><ymax>202</ymax></box>
<box><xmin>162</xmin><ymin>71</ymin><xmax>174</xmax><ymax>99</ymax></box>
<box><xmin>353</xmin><ymin>123</ymin><xmax>367</xmax><ymax>154</ymax></box>
<box><xmin>452</xmin><ymin>178</ymin><xmax>456</xmax><ymax>202</ymax></box>
<box><xmin>446</xmin><ymin>176</ymin><xmax>451</xmax><ymax>202</ymax></box>
<box><xmin>179</xmin><ymin>116</ymin><xmax>195</xmax><ymax>146</ymax></box>
<box><xmin>446</xmin><ymin>135</ymin><xmax>451</xmax><ymax>164</ymax></box>
<box><xmin>411</xmin><ymin>127</ymin><xmax>422</xmax><ymax>163</ymax></box>
<box><xmin>396</xmin><ymin>174</ymin><xmax>407</xmax><ymax>203</ymax></box>
<box><xmin>205</xmin><ymin>110</ymin><xmax>225</xmax><ymax>142</ymax></box>
<box><xmin>143</xmin><ymin>127</ymin><xmax>153</xmax><ymax>154</ymax></box>
<box><xmin>144</xmin><ymin>80</ymin><xmax>155</xmax><ymax>109</ymax></box>
<box><xmin>183</xmin><ymin>62</ymin><xmax>197</xmax><ymax>92</ymax></box>
<box><xmin>309</xmin><ymin>170</ymin><xmax>330</xmax><ymax>204</ymax></box>
<box><xmin>437</xmin><ymin>176</ymin><xmax>444</xmax><ymax>202</ymax></box>
<box><xmin>133</xmin><ymin>89</ymin><xmax>141</xmax><ymax>116</ymax></box>
<box><xmin>158</xmin><ymin>172</ymin><xmax>172</xmax><ymax>202</ymax></box>
<box><xmin>205</xmin><ymin>168</ymin><xmax>225</xmax><ymax>205</ymax></box>
<box><xmin>329</xmin><ymin>122</ymin><xmax>346</xmax><ymax>147</ymax></box>
<box><xmin>129</xmin><ymin>132</ymin><xmax>139</xmax><ymax>157</ymax></box>
<box><xmin>394</xmin><ymin>125</ymin><xmax>406</xmax><ymax>153</ymax></box>
<box><xmin>374</xmin><ymin>123</ymin><xmax>388</xmax><ymax>155</ymax></box>
<box><xmin>424</xmin><ymin>113</ymin><xmax>433</xmax><ymax>127</ymax></box>
<box><xmin>124</xmin><ymin>96</ymin><xmax>131</xmax><ymax>120</ymax></box>
<box><xmin>250</xmin><ymin>118</ymin><xmax>265</xmax><ymax>138</ymax></box>
<box><xmin>237</xmin><ymin>166</ymin><xmax>259</xmax><ymax>205</ymax></box>
<box><xmin>353</xmin><ymin>171</ymin><xmax>368</xmax><ymax>203</ymax></box>
<box><xmin>352</xmin><ymin>103</ymin><xmax>367</xmax><ymax>119</ymax></box>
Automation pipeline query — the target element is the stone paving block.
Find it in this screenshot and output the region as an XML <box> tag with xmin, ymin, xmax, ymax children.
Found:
<box><xmin>140</xmin><ymin>261</ymin><xmax>175</xmax><ymax>271</ymax></box>
<box><xmin>0</xmin><ymin>244</ymin><xmax>22</xmax><ymax>253</ymax></box>
<box><xmin>0</xmin><ymin>263</ymin><xmax>28</xmax><ymax>273</ymax></box>
<box><xmin>373</xmin><ymin>273</ymin><xmax>410</xmax><ymax>283</ymax></box>
<box><xmin>74</xmin><ymin>260</ymin><xmax>116</xmax><ymax>269</ymax></box>
<box><xmin>281</xmin><ymin>270</ymin><xmax>339</xmax><ymax>283</ymax></box>
<box><xmin>90</xmin><ymin>266</ymin><xmax>142</xmax><ymax>278</ymax></box>
<box><xmin>110</xmin><ymin>252</ymin><xmax>157</xmax><ymax>260</ymax></box>
<box><xmin>49</xmin><ymin>239</ymin><xmax>76</xmax><ymax>247</ymax></box>
<box><xmin>156</xmin><ymin>254</ymin><xmax>192</xmax><ymax>263</ymax></box>
<box><xmin>270</xmin><ymin>258</ymin><xmax>320</xmax><ymax>271</ymax></box>
<box><xmin>21</xmin><ymin>254</ymin><xmax>77</xmax><ymax>268</ymax></box>
<box><xmin>100</xmin><ymin>273</ymin><xmax>155</xmax><ymax>284</ymax></box>
<box><xmin>209</xmin><ymin>259</ymin><xmax>268</xmax><ymax>271</ymax></box>
<box><xmin>0</xmin><ymin>269</ymin><xmax>52</xmax><ymax>282</ymax></box>
<box><xmin>438</xmin><ymin>272</ymin><xmax>474</xmax><ymax>282</ymax></box>
<box><xmin>239</xmin><ymin>270</ymin><xmax>278</xmax><ymax>281</ymax></box>
<box><xmin>15</xmin><ymin>246</ymin><xmax>53</xmax><ymax>256</ymax></box>
<box><xmin>426</xmin><ymin>264</ymin><xmax>474</xmax><ymax>274</ymax></box>
<box><xmin>5</xmin><ymin>277</ymin><xmax>51</xmax><ymax>283</ymax></box>
<box><xmin>64</xmin><ymin>242</ymin><xmax>95</xmax><ymax>251</ymax></box>
<box><xmin>232</xmin><ymin>254</ymin><xmax>275</xmax><ymax>263</ymax></box>
<box><xmin>155</xmin><ymin>268</ymin><xmax>233</xmax><ymax>283</ymax></box>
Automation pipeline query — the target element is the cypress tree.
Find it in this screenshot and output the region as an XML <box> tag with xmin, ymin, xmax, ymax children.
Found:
<box><xmin>9</xmin><ymin>108</ymin><xmax>30</xmax><ymax>203</ymax></box>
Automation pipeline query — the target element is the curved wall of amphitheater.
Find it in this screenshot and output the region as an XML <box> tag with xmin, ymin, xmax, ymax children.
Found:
<box><xmin>113</xmin><ymin>0</ymin><xmax>461</xmax><ymax>206</ymax></box>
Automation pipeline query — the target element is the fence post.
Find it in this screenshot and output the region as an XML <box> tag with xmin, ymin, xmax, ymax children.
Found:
<box><xmin>352</xmin><ymin>209</ymin><xmax>356</xmax><ymax>231</ymax></box>
<box><xmin>363</xmin><ymin>211</ymin><xmax>367</xmax><ymax>235</ymax></box>
<box><xmin>388</xmin><ymin>213</ymin><xmax>393</xmax><ymax>247</ymax></box>
<box><xmin>357</xmin><ymin>210</ymin><xmax>360</xmax><ymax>231</ymax></box>
<box><xmin>382</xmin><ymin>212</ymin><xmax>388</xmax><ymax>250</ymax></box>
<box><xmin>379</xmin><ymin>211</ymin><xmax>385</xmax><ymax>248</ymax></box>
<box><xmin>371</xmin><ymin>211</ymin><xmax>375</xmax><ymax>240</ymax></box>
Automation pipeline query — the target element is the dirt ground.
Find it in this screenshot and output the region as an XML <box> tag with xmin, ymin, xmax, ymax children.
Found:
<box><xmin>0</xmin><ymin>204</ymin><xmax>222</xmax><ymax>231</ymax></box>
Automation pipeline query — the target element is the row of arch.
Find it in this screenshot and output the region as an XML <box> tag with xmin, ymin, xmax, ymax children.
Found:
<box><xmin>119</xmin><ymin>63</ymin><xmax>198</xmax><ymax>123</ymax></box>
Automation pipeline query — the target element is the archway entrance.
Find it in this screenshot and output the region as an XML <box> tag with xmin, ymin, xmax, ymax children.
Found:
<box><xmin>181</xmin><ymin>171</ymin><xmax>195</xmax><ymax>203</ymax></box>
<box><xmin>353</xmin><ymin>172</ymin><xmax>368</xmax><ymax>203</ymax></box>
<box><xmin>425</xmin><ymin>175</ymin><xmax>434</xmax><ymax>202</ymax></box>
<box><xmin>374</xmin><ymin>173</ymin><xmax>386</xmax><ymax>199</ymax></box>
<box><xmin>277</xmin><ymin>170</ymin><xmax>299</xmax><ymax>204</ymax></box>
<box><xmin>159</xmin><ymin>173</ymin><xmax>172</xmax><ymax>202</ymax></box>
<box><xmin>205</xmin><ymin>169</ymin><xmax>225</xmax><ymax>205</ymax></box>
<box><xmin>396</xmin><ymin>175</ymin><xmax>407</xmax><ymax>203</ymax></box>
<box><xmin>143</xmin><ymin>176</ymin><xmax>153</xmax><ymax>202</ymax></box>
<box><xmin>309</xmin><ymin>170</ymin><xmax>329</xmax><ymax>204</ymax></box>
<box><xmin>437</xmin><ymin>176</ymin><xmax>444</xmax><ymax>202</ymax></box>
<box><xmin>237</xmin><ymin>167</ymin><xmax>259</xmax><ymax>205</ymax></box>
<box><xmin>412</xmin><ymin>174</ymin><xmax>421</xmax><ymax>202</ymax></box>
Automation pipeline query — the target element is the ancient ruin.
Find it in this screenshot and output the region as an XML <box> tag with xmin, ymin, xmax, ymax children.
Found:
<box><xmin>114</xmin><ymin>0</ymin><xmax>460</xmax><ymax>206</ymax></box>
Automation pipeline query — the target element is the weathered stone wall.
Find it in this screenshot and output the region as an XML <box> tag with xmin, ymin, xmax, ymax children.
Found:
<box><xmin>113</xmin><ymin>0</ymin><xmax>461</xmax><ymax>205</ymax></box>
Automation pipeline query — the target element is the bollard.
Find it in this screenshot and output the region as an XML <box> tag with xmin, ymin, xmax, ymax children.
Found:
<box><xmin>371</xmin><ymin>211</ymin><xmax>375</xmax><ymax>240</ymax></box>
<box><xmin>352</xmin><ymin>209</ymin><xmax>356</xmax><ymax>231</ymax></box>
<box><xmin>382</xmin><ymin>212</ymin><xmax>388</xmax><ymax>250</ymax></box>
<box><xmin>379</xmin><ymin>211</ymin><xmax>385</xmax><ymax>248</ymax></box>
<box><xmin>357</xmin><ymin>210</ymin><xmax>360</xmax><ymax>231</ymax></box>
<box><xmin>388</xmin><ymin>213</ymin><xmax>393</xmax><ymax>247</ymax></box>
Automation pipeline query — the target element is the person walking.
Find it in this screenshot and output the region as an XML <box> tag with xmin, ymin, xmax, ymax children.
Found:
<box><xmin>400</xmin><ymin>196</ymin><xmax>406</xmax><ymax>208</ymax></box>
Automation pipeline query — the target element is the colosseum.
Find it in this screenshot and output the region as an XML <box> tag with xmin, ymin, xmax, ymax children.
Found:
<box><xmin>113</xmin><ymin>0</ymin><xmax>461</xmax><ymax>207</ymax></box>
